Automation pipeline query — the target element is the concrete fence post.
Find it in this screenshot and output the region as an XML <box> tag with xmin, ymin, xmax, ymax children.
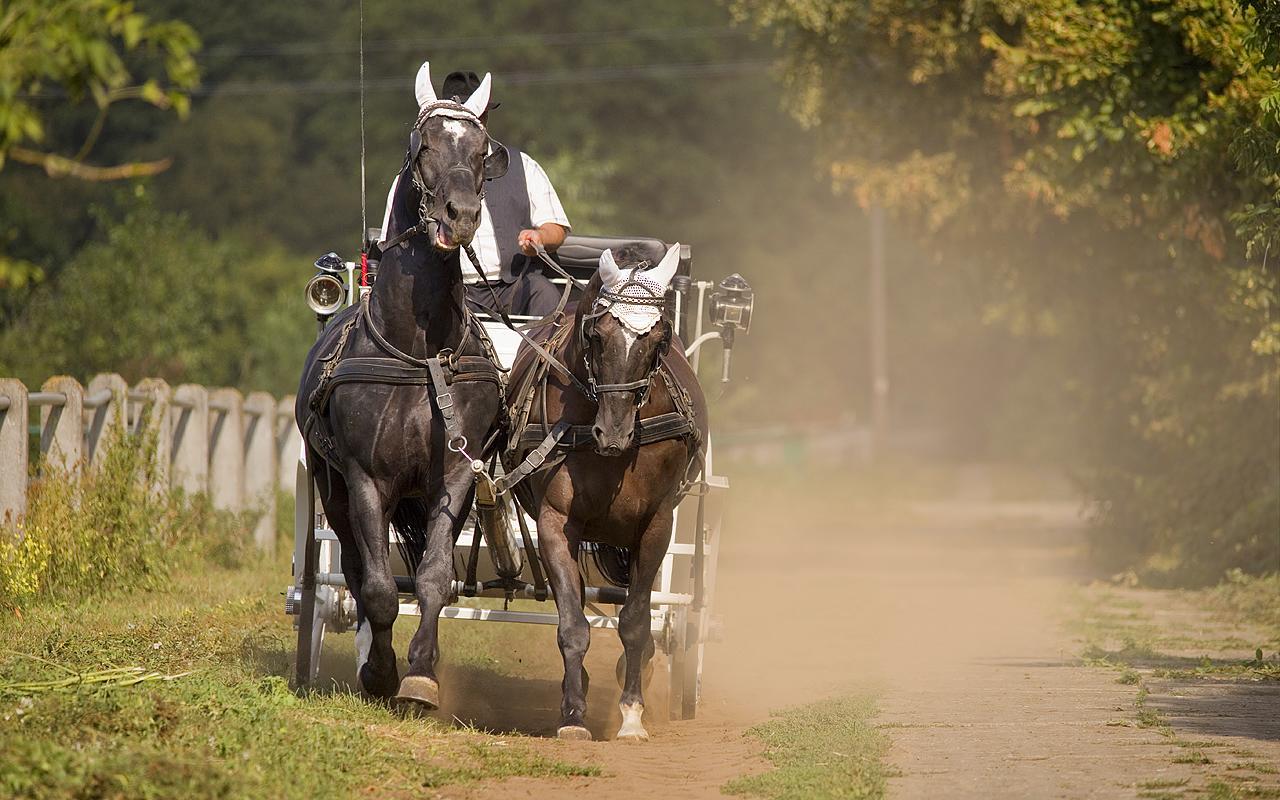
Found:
<box><xmin>39</xmin><ymin>376</ymin><xmax>83</xmax><ymax>476</ymax></box>
<box><xmin>133</xmin><ymin>378</ymin><xmax>172</xmax><ymax>494</ymax></box>
<box><xmin>243</xmin><ymin>392</ymin><xmax>278</xmax><ymax>550</ymax></box>
<box><xmin>207</xmin><ymin>388</ymin><xmax>244</xmax><ymax>512</ymax></box>
<box><xmin>0</xmin><ymin>379</ymin><xmax>28</xmax><ymax>524</ymax></box>
<box><xmin>85</xmin><ymin>373</ymin><xmax>128</xmax><ymax>468</ymax></box>
<box><xmin>276</xmin><ymin>395</ymin><xmax>301</xmax><ymax>494</ymax></box>
<box><xmin>171</xmin><ymin>384</ymin><xmax>209</xmax><ymax>496</ymax></box>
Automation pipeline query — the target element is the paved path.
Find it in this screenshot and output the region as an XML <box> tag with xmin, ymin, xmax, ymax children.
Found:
<box><xmin>441</xmin><ymin>472</ymin><xmax>1278</xmax><ymax>798</ymax></box>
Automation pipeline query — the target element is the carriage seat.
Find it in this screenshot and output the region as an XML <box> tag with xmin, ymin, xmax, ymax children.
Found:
<box><xmin>556</xmin><ymin>235</ymin><xmax>691</xmax><ymax>281</ymax></box>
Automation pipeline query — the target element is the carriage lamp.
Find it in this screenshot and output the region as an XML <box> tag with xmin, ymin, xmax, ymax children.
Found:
<box><xmin>708</xmin><ymin>273</ymin><xmax>754</xmax><ymax>383</ymax></box>
<box><xmin>708</xmin><ymin>273</ymin><xmax>753</xmax><ymax>334</ymax></box>
<box><xmin>307</xmin><ymin>251</ymin><xmax>348</xmax><ymax>318</ymax></box>
<box><xmin>306</xmin><ymin>273</ymin><xmax>347</xmax><ymax>317</ymax></box>
<box><xmin>314</xmin><ymin>251</ymin><xmax>346</xmax><ymax>275</ymax></box>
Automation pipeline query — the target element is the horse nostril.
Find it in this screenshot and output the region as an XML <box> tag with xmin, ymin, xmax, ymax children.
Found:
<box><xmin>445</xmin><ymin>200</ymin><xmax>459</xmax><ymax>221</ymax></box>
<box><xmin>592</xmin><ymin>424</ymin><xmax>605</xmax><ymax>442</ymax></box>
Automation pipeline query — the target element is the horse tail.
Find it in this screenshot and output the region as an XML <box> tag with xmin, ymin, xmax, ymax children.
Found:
<box><xmin>590</xmin><ymin>543</ymin><xmax>631</xmax><ymax>588</ymax></box>
<box><xmin>390</xmin><ymin>497</ymin><xmax>430</xmax><ymax>572</ymax></box>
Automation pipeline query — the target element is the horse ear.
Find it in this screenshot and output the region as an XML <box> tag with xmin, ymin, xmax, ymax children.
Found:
<box><xmin>463</xmin><ymin>72</ymin><xmax>492</xmax><ymax>117</ymax></box>
<box><xmin>415</xmin><ymin>61</ymin><xmax>437</xmax><ymax>107</ymax></box>
<box><xmin>483</xmin><ymin>141</ymin><xmax>510</xmax><ymax>180</ymax></box>
<box><xmin>599</xmin><ymin>248</ymin><xmax>622</xmax><ymax>289</ymax></box>
<box><xmin>649</xmin><ymin>243</ymin><xmax>681</xmax><ymax>289</ymax></box>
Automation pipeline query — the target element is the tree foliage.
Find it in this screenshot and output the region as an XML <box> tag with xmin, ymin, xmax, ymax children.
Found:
<box><xmin>0</xmin><ymin>0</ymin><xmax>200</xmax><ymax>293</ymax></box>
<box><xmin>733</xmin><ymin>0</ymin><xmax>1280</xmax><ymax>582</ymax></box>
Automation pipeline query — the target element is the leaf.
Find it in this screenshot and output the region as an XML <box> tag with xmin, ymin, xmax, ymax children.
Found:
<box><xmin>139</xmin><ymin>80</ymin><xmax>165</xmax><ymax>107</ymax></box>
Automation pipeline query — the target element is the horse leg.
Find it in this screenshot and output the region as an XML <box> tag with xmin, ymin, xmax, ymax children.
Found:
<box><xmin>399</xmin><ymin>467</ymin><xmax>475</xmax><ymax>709</ymax></box>
<box><xmin>540</xmin><ymin>505</ymin><xmax>592</xmax><ymax>739</ymax></box>
<box><xmin>615</xmin><ymin>508</ymin><xmax>674</xmax><ymax>742</ymax></box>
<box><xmin>342</xmin><ymin>468</ymin><xmax>399</xmax><ymax>698</ymax></box>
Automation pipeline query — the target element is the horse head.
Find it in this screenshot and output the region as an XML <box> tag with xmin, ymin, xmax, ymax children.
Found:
<box><xmin>581</xmin><ymin>242</ymin><xmax>681</xmax><ymax>456</ymax></box>
<box><xmin>406</xmin><ymin>62</ymin><xmax>509</xmax><ymax>251</ymax></box>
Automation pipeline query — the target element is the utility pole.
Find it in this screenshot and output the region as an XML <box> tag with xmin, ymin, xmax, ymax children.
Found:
<box><xmin>869</xmin><ymin>204</ymin><xmax>888</xmax><ymax>457</ymax></box>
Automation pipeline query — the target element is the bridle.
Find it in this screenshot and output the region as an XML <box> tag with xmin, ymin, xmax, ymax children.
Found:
<box><xmin>381</xmin><ymin>100</ymin><xmax>507</xmax><ymax>252</ymax></box>
<box><xmin>578</xmin><ymin>266</ymin><xmax>672</xmax><ymax>407</ymax></box>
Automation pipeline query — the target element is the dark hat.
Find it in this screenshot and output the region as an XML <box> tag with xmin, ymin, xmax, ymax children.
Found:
<box><xmin>440</xmin><ymin>70</ymin><xmax>500</xmax><ymax>110</ymax></box>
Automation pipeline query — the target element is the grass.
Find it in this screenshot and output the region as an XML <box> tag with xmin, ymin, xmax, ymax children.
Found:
<box><xmin>1069</xmin><ymin>578</ymin><xmax>1280</xmax><ymax>799</ymax></box>
<box><xmin>723</xmin><ymin>694</ymin><xmax>888</xmax><ymax>800</ymax></box>
<box><xmin>0</xmin><ymin>448</ymin><xmax>597</xmax><ymax>799</ymax></box>
<box><xmin>1070</xmin><ymin>580</ymin><xmax>1280</xmax><ymax>682</ymax></box>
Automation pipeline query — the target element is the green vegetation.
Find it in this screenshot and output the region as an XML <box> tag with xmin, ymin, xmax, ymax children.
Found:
<box><xmin>1072</xmin><ymin>579</ymin><xmax>1280</xmax><ymax>797</ymax></box>
<box><xmin>0</xmin><ymin>0</ymin><xmax>199</xmax><ymax>294</ymax></box>
<box><xmin>0</xmin><ymin>432</ymin><xmax>253</xmax><ymax>613</ymax></box>
<box><xmin>0</xmin><ymin>195</ymin><xmax>316</xmax><ymax>395</ymax></box>
<box><xmin>723</xmin><ymin>694</ymin><xmax>888</xmax><ymax>800</ymax></box>
<box><xmin>0</xmin><ymin>514</ymin><xmax>597</xmax><ymax>799</ymax></box>
<box><xmin>731</xmin><ymin>0</ymin><xmax>1280</xmax><ymax>584</ymax></box>
<box><xmin>1072</xmin><ymin>576</ymin><xmax>1280</xmax><ymax>681</ymax></box>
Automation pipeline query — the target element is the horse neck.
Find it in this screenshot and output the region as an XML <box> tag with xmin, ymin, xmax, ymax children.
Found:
<box><xmin>368</xmin><ymin>245</ymin><xmax>467</xmax><ymax>359</ymax></box>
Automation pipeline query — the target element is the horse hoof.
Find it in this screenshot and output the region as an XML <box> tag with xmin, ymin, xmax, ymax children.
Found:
<box><xmin>616</xmin><ymin>702</ymin><xmax>648</xmax><ymax>742</ymax></box>
<box><xmin>395</xmin><ymin>675</ymin><xmax>440</xmax><ymax>709</ymax></box>
<box><xmin>557</xmin><ymin>725</ymin><xmax>593</xmax><ymax>741</ymax></box>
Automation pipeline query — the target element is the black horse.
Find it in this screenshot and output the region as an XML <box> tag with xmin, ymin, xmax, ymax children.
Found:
<box><xmin>296</xmin><ymin>96</ymin><xmax>508</xmax><ymax>706</ymax></box>
<box><xmin>505</xmin><ymin>242</ymin><xmax>708</xmax><ymax>740</ymax></box>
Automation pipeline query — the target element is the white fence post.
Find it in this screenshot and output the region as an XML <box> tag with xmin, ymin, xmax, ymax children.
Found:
<box><xmin>207</xmin><ymin>388</ymin><xmax>244</xmax><ymax>511</ymax></box>
<box><xmin>39</xmin><ymin>376</ymin><xmax>83</xmax><ymax>476</ymax></box>
<box><xmin>171</xmin><ymin>384</ymin><xmax>209</xmax><ymax>496</ymax></box>
<box><xmin>0</xmin><ymin>379</ymin><xmax>28</xmax><ymax>524</ymax></box>
<box><xmin>244</xmin><ymin>391</ymin><xmax>278</xmax><ymax>550</ymax></box>
<box><xmin>276</xmin><ymin>395</ymin><xmax>301</xmax><ymax>494</ymax></box>
<box><xmin>132</xmin><ymin>378</ymin><xmax>172</xmax><ymax>494</ymax></box>
<box><xmin>85</xmin><ymin>373</ymin><xmax>127</xmax><ymax>468</ymax></box>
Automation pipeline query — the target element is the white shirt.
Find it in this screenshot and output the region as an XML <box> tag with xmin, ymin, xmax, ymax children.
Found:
<box><xmin>378</xmin><ymin>151</ymin><xmax>571</xmax><ymax>282</ymax></box>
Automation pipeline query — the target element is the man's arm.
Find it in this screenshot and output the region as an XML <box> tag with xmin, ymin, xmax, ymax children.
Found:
<box><xmin>518</xmin><ymin>222</ymin><xmax>566</xmax><ymax>256</ymax></box>
<box><xmin>518</xmin><ymin>153</ymin><xmax>571</xmax><ymax>256</ymax></box>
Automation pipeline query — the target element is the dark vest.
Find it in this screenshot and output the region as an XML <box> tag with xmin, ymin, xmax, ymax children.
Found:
<box><xmin>485</xmin><ymin>145</ymin><xmax>534</xmax><ymax>283</ymax></box>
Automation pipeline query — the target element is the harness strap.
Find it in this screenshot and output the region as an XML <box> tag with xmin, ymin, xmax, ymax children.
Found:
<box><xmin>513</xmin><ymin>411</ymin><xmax>695</xmax><ymax>452</ymax></box>
<box><xmin>495</xmin><ymin>420</ymin><xmax>570</xmax><ymax>494</ymax></box>
<box><xmin>426</xmin><ymin>355</ymin><xmax>463</xmax><ymax>446</ymax></box>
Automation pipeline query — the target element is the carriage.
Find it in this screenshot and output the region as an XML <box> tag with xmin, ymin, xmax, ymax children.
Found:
<box><xmin>285</xmin><ymin>234</ymin><xmax>752</xmax><ymax>722</ymax></box>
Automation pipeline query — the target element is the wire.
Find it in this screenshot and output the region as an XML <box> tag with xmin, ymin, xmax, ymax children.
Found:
<box><xmin>18</xmin><ymin>60</ymin><xmax>772</xmax><ymax>101</ymax></box>
<box><xmin>358</xmin><ymin>0</ymin><xmax>367</xmax><ymax>244</ymax></box>
<box><xmin>190</xmin><ymin>60</ymin><xmax>772</xmax><ymax>97</ymax></box>
<box><xmin>202</xmin><ymin>25</ymin><xmax>749</xmax><ymax>59</ymax></box>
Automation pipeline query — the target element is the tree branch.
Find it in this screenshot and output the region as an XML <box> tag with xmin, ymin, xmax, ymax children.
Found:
<box><xmin>8</xmin><ymin>147</ymin><xmax>172</xmax><ymax>181</ymax></box>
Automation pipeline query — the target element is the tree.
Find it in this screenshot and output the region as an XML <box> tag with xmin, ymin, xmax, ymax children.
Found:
<box><xmin>732</xmin><ymin>0</ymin><xmax>1280</xmax><ymax>582</ymax></box>
<box><xmin>0</xmin><ymin>0</ymin><xmax>200</xmax><ymax>291</ymax></box>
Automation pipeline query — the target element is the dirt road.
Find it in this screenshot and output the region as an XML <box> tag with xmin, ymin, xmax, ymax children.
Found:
<box><xmin>430</xmin><ymin>468</ymin><xmax>1277</xmax><ymax>798</ymax></box>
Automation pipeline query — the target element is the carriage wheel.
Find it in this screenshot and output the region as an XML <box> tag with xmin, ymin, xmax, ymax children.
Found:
<box><xmin>293</xmin><ymin>460</ymin><xmax>325</xmax><ymax>688</ymax></box>
<box><xmin>295</xmin><ymin>591</ymin><xmax>327</xmax><ymax>687</ymax></box>
<box><xmin>667</xmin><ymin>606</ymin><xmax>699</xmax><ymax>720</ymax></box>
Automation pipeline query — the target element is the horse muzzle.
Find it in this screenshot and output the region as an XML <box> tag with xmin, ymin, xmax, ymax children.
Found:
<box><xmin>592</xmin><ymin>424</ymin><xmax>634</xmax><ymax>457</ymax></box>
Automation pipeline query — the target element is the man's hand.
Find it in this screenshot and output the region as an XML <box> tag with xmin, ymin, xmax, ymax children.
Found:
<box><xmin>518</xmin><ymin>223</ymin><xmax>567</xmax><ymax>256</ymax></box>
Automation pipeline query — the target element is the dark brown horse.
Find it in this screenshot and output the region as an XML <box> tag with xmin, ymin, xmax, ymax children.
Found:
<box><xmin>505</xmin><ymin>242</ymin><xmax>708</xmax><ymax>741</ymax></box>
<box><xmin>295</xmin><ymin>83</ymin><xmax>508</xmax><ymax>706</ymax></box>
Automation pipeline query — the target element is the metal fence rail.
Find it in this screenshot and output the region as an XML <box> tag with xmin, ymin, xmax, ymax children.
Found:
<box><xmin>0</xmin><ymin>374</ymin><xmax>300</xmax><ymax>550</ymax></box>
